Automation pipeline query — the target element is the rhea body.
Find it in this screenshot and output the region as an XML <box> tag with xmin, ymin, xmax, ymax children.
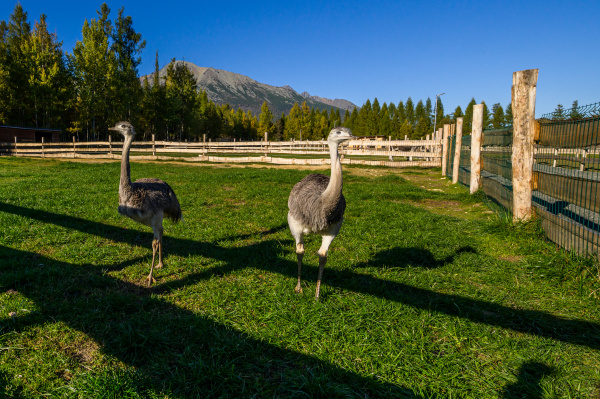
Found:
<box><xmin>287</xmin><ymin>127</ymin><xmax>356</xmax><ymax>299</ymax></box>
<box><xmin>109</xmin><ymin>121</ymin><xmax>182</xmax><ymax>287</ymax></box>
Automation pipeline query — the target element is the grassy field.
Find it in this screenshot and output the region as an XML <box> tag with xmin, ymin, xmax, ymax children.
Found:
<box><xmin>0</xmin><ymin>157</ymin><xmax>599</xmax><ymax>398</ymax></box>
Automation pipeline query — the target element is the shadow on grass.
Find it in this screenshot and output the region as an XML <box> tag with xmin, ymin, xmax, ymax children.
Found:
<box><xmin>354</xmin><ymin>245</ymin><xmax>478</xmax><ymax>269</ymax></box>
<box><xmin>1</xmin><ymin>244</ymin><xmax>422</xmax><ymax>397</ymax></box>
<box><xmin>2</xmin><ymin>202</ymin><xmax>600</xmax><ymax>394</ymax></box>
<box><xmin>500</xmin><ymin>361</ymin><xmax>554</xmax><ymax>399</ymax></box>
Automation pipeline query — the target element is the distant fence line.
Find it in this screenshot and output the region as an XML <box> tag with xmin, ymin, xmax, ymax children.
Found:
<box><xmin>0</xmin><ymin>136</ymin><xmax>442</xmax><ymax>168</ymax></box>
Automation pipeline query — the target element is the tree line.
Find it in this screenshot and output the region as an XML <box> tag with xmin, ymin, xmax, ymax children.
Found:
<box><xmin>1</xmin><ymin>3</ymin><xmax>513</xmax><ymax>142</ymax></box>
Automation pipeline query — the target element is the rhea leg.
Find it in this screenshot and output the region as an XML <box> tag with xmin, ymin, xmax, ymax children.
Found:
<box><xmin>295</xmin><ymin>239</ymin><xmax>305</xmax><ymax>293</ymax></box>
<box><xmin>288</xmin><ymin>213</ymin><xmax>305</xmax><ymax>294</ymax></box>
<box><xmin>315</xmin><ymin>234</ymin><xmax>336</xmax><ymax>299</ymax></box>
<box><xmin>146</xmin><ymin>215</ymin><xmax>164</xmax><ymax>287</ymax></box>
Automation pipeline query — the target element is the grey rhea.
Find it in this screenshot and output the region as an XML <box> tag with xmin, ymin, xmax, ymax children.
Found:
<box><xmin>287</xmin><ymin>126</ymin><xmax>356</xmax><ymax>299</ymax></box>
<box><xmin>109</xmin><ymin>121</ymin><xmax>182</xmax><ymax>287</ymax></box>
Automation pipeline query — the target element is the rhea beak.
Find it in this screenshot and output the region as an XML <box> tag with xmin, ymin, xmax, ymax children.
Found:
<box><xmin>108</xmin><ymin>127</ymin><xmax>118</xmax><ymax>131</ymax></box>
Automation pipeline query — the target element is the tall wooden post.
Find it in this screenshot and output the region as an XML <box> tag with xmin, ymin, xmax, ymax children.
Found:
<box><xmin>108</xmin><ymin>134</ymin><xmax>112</xmax><ymax>158</ymax></box>
<box><xmin>72</xmin><ymin>136</ymin><xmax>76</xmax><ymax>158</ymax></box>
<box><xmin>511</xmin><ymin>69</ymin><xmax>538</xmax><ymax>222</ymax></box>
<box><xmin>452</xmin><ymin>117</ymin><xmax>463</xmax><ymax>184</ymax></box>
<box><xmin>152</xmin><ymin>134</ymin><xmax>156</xmax><ymax>157</ymax></box>
<box><xmin>441</xmin><ymin>124</ymin><xmax>450</xmax><ymax>176</ymax></box>
<box><xmin>41</xmin><ymin>136</ymin><xmax>45</xmax><ymax>158</ymax></box>
<box><xmin>470</xmin><ymin>104</ymin><xmax>484</xmax><ymax>194</ymax></box>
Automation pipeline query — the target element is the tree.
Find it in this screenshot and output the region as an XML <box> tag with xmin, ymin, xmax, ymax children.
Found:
<box><xmin>453</xmin><ymin>105</ymin><xmax>464</xmax><ymax>121</ymax></box>
<box><xmin>552</xmin><ymin>104</ymin><xmax>565</xmax><ymax>120</ymax></box>
<box><xmin>434</xmin><ymin>96</ymin><xmax>444</xmax><ymax>130</ymax></box>
<box><xmin>481</xmin><ymin>101</ymin><xmax>491</xmax><ymax>129</ymax></box>
<box><xmin>405</xmin><ymin>97</ymin><xmax>415</xmax><ymax>127</ymax></box>
<box><xmin>463</xmin><ymin>98</ymin><xmax>477</xmax><ymax>135</ymax></box>
<box><xmin>274</xmin><ymin>112</ymin><xmax>285</xmax><ymax>141</ymax></box>
<box><xmin>5</xmin><ymin>3</ymin><xmax>33</xmax><ymax>126</ymax></box>
<box><xmin>569</xmin><ymin>100</ymin><xmax>583</xmax><ymax>119</ymax></box>
<box><xmin>258</xmin><ymin>101</ymin><xmax>274</xmax><ymax>137</ymax></box>
<box><xmin>165</xmin><ymin>60</ymin><xmax>197</xmax><ymax>141</ymax></box>
<box><xmin>69</xmin><ymin>5</ymin><xmax>117</xmax><ymax>140</ymax></box>
<box><xmin>111</xmin><ymin>6</ymin><xmax>146</xmax><ymax>122</ymax></box>
<box><xmin>379</xmin><ymin>103</ymin><xmax>391</xmax><ymax>137</ymax></box>
<box><xmin>491</xmin><ymin>103</ymin><xmax>505</xmax><ymax>128</ymax></box>
<box><xmin>504</xmin><ymin>102</ymin><xmax>513</xmax><ymax>125</ymax></box>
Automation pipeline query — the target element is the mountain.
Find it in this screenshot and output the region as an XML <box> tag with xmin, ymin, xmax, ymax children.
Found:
<box><xmin>140</xmin><ymin>60</ymin><xmax>358</xmax><ymax>117</ymax></box>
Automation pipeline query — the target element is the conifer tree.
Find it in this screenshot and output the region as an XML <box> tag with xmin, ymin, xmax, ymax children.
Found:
<box><xmin>0</xmin><ymin>21</ymin><xmax>10</xmax><ymax>123</ymax></box>
<box><xmin>491</xmin><ymin>103</ymin><xmax>505</xmax><ymax>128</ymax></box>
<box><xmin>463</xmin><ymin>98</ymin><xmax>476</xmax><ymax>135</ymax></box>
<box><xmin>69</xmin><ymin>6</ymin><xmax>117</xmax><ymax>140</ymax></box>
<box><xmin>258</xmin><ymin>101</ymin><xmax>274</xmax><ymax>137</ymax></box>
<box><xmin>569</xmin><ymin>100</ymin><xmax>582</xmax><ymax>119</ymax></box>
<box><xmin>111</xmin><ymin>6</ymin><xmax>146</xmax><ymax>122</ymax></box>
<box><xmin>6</xmin><ymin>4</ymin><xmax>33</xmax><ymax>126</ymax></box>
<box><xmin>505</xmin><ymin>102</ymin><xmax>513</xmax><ymax>125</ymax></box>
<box><xmin>405</xmin><ymin>97</ymin><xmax>415</xmax><ymax>127</ymax></box>
<box><xmin>481</xmin><ymin>101</ymin><xmax>491</xmax><ymax>129</ymax></box>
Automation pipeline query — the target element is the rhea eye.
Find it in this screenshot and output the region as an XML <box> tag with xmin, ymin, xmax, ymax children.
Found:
<box><xmin>336</xmin><ymin>131</ymin><xmax>341</xmax><ymax>134</ymax></box>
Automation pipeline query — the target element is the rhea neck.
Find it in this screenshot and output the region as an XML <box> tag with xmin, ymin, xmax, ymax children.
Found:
<box><xmin>322</xmin><ymin>138</ymin><xmax>344</xmax><ymax>203</ymax></box>
<box><xmin>120</xmin><ymin>133</ymin><xmax>134</xmax><ymax>193</ymax></box>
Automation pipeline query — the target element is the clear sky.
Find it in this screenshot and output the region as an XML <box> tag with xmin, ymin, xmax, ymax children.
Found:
<box><xmin>3</xmin><ymin>0</ymin><xmax>599</xmax><ymax>117</ymax></box>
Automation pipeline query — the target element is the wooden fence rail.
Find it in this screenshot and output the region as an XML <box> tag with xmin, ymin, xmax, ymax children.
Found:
<box><xmin>0</xmin><ymin>138</ymin><xmax>442</xmax><ymax>168</ymax></box>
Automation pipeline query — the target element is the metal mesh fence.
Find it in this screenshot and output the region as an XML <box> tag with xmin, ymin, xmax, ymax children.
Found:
<box><xmin>534</xmin><ymin>115</ymin><xmax>600</xmax><ymax>256</ymax></box>
<box><xmin>481</xmin><ymin>128</ymin><xmax>513</xmax><ymax>212</ymax></box>
<box><xmin>458</xmin><ymin>135</ymin><xmax>471</xmax><ymax>186</ymax></box>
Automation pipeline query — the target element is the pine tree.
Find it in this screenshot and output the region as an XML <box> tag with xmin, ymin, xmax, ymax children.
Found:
<box><xmin>504</xmin><ymin>102</ymin><xmax>513</xmax><ymax>126</ymax></box>
<box><xmin>569</xmin><ymin>100</ymin><xmax>583</xmax><ymax>119</ymax></box>
<box><xmin>379</xmin><ymin>103</ymin><xmax>391</xmax><ymax>137</ymax></box>
<box><xmin>111</xmin><ymin>6</ymin><xmax>146</xmax><ymax>123</ymax></box>
<box><xmin>275</xmin><ymin>112</ymin><xmax>285</xmax><ymax>141</ymax></box>
<box><xmin>69</xmin><ymin>7</ymin><xmax>117</xmax><ymax>140</ymax></box>
<box><xmin>481</xmin><ymin>101</ymin><xmax>491</xmax><ymax>129</ymax></box>
<box><xmin>434</xmin><ymin>96</ymin><xmax>444</xmax><ymax>130</ymax></box>
<box><xmin>491</xmin><ymin>103</ymin><xmax>505</xmax><ymax>128</ymax></box>
<box><xmin>405</xmin><ymin>97</ymin><xmax>415</xmax><ymax>127</ymax></box>
<box><xmin>258</xmin><ymin>101</ymin><xmax>274</xmax><ymax>137</ymax></box>
<box><xmin>6</xmin><ymin>3</ymin><xmax>33</xmax><ymax>126</ymax></box>
<box><xmin>463</xmin><ymin>98</ymin><xmax>476</xmax><ymax>134</ymax></box>
<box><xmin>0</xmin><ymin>21</ymin><xmax>10</xmax><ymax>124</ymax></box>
<box><xmin>553</xmin><ymin>104</ymin><xmax>565</xmax><ymax>120</ymax></box>
<box><xmin>165</xmin><ymin>60</ymin><xmax>197</xmax><ymax>141</ymax></box>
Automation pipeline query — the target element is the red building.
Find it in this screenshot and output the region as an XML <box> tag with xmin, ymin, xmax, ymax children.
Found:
<box><xmin>0</xmin><ymin>125</ymin><xmax>61</xmax><ymax>143</ymax></box>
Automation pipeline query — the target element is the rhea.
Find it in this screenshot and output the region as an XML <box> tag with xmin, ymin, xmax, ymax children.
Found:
<box><xmin>287</xmin><ymin>127</ymin><xmax>356</xmax><ymax>299</ymax></box>
<box><xmin>109</xmin><ymin>121</ymin><xmax>182</xmax><ymax>287</ymax></box>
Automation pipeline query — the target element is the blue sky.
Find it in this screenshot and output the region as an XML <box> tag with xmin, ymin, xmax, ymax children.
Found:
<box><xmin>3</xmin><ymin>0</ymin><xmax>599</xmax><ymax>117</ymax></box>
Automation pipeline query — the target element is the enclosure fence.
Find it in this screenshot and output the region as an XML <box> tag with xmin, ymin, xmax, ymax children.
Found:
<box><xmin>0</xmin><ymin>136</ymin><xmax>442</xmax><ymax>168</ymax></box>
<box><xmin>446</xmin><ymin>95</ymin><xmax>600</xmax><ymax>259</ymax></box>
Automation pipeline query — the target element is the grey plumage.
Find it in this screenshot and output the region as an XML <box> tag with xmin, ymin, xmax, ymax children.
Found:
<box><xmin>110</xmin><ymin>121</ymin><xmax>182</xmax><ymax>287</ymax></box>
<box><xmin>288</xmin><ymin>173</ymin><xmax>346</xmax><ymax>232</ymax></box>
<box><xmin>287</xmin><ymin>126</ymin><xmax>356</xmax><ymax>299</ymax></box>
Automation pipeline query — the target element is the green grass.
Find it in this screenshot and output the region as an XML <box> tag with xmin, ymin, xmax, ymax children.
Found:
<box><xmin>1</xmin><ymin>157</ymin><xmax>599</xmax><ymax>398</ymax></box>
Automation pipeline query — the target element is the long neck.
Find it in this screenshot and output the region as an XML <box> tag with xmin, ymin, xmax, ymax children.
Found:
<box><xmin>120</xmin><ymin>134</ymin><xmax>133</xmax><ymax>193</ymax></box>
<box><xmin>322</xmin><ymin>140</ymin><xmax>343</xmax><ymax>208</ymax></box>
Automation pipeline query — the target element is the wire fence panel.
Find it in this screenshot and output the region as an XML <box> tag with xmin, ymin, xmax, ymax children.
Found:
<box><xmin>458</xmin><ymin>135</ymin><xmax>471</xmax><ymax>186</ymax></box>
<box><xmin>481</xmin><ymin>128</ymin><xmax>514</xmax><ymax>213</ymax></box>
<box><xmin>535</xmin><ymin>115</ymin><xmax>600</xmax><ymax>257</ymax></box>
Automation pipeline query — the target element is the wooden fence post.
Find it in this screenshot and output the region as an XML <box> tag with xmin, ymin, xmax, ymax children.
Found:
<box><xmin>14</xmin><ymin>136</ymin><xmax>17</xmax><ymax>155</ymax></box>
<box><xmin>72</xmin><ymin>136</ymin><xmax>76</xmax><ymax>158</ymax></box>
<box><xmin>151</xmin><ymin>134</ymin><xmax>155</xmax><ymax>157</ymax></box>
<box><xmin>108</xmin><ymin>134</ymin><xmax>112</xmax><ymax>158</ymax></box>
<box><xmin>41</xmin><ymin>136</ymin><xmax>45</xmax><ymax>158</ymax></box>
<box><xmin>470</xmin><ymin>104</ymin><xmax>484</xmax><ymax>194</ymax></box>
<box><xmin>441</xmin><ymin>124</ymin><xmax>450</xmax><ymax>176</ymax></box>
<box><xmin>452</xmin><ymin>117</ymin><xmax>463</xmax><ymax>184</ymax></box>
<box><xmin>511</xmin><ymin>68</ymin><xmax>538</xmax><ymax>222</ymax></box>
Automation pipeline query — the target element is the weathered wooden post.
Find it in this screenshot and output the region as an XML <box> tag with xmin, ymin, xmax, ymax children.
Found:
<box><xmin>441</xmin><ymin>124</ymin><xmax>450</xmax><ymax>176</ymax></box>
<box><xmin>108</xmin><ymin>134</ymin><xmax>112</xmax><ymax>158</ymax></box>
<box><xmin>152</xmin><ymin>134</ymin><xmax>156</xmax><ymax>157</ymax></box>
<box><xmin>388</xmin><ymin>135</ymin><xmax>393</xmax><ymax>161</ymax></box>
<box><xmin>511</xmin><ymin>68</ymin><xmax>538</xmax><ymax>222</ymax></box>
<box><xmin>470</xmin><ymin>104</ymin><xmax>484</xmax><ymax>194</ymax></box>
<box><xmin>72</xmin><ymin>136</ymin><xmax>76</xmax><ymax>158</ymax></box>
<box><xmin>41</xmin><ymin>136</ymin><xmax>45</xmax><ymax>158</ymax></box>
<box><xmin>452</xmin><ymin>117</ymin><xmax>463</xmax><ymax>184</ymax></box>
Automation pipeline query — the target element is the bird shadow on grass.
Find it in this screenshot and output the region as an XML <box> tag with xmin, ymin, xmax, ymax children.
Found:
<box><xmin>353</xmin><ymin>245</ymin><xmax>478</xmax><ymax>269</ymax></box>
<box><xmin>500</xmin><ymin>361</ymin><xmax>555</xmax><ymax>399</ymax></box>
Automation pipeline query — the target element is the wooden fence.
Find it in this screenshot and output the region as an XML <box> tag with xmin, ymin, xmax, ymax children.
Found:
<box><xmin>0</xmin><ymin>136</ymin><xmax>442</xmax><ymax>168</ymax></box>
